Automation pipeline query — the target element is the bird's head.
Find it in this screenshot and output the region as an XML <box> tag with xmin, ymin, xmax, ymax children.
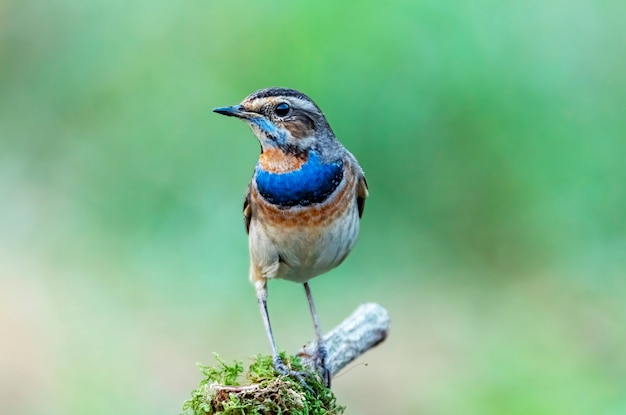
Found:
<box><xmin>213</xmin><ymin>88</ymin><xmax>337</xmax><ymax>155</ymax></box>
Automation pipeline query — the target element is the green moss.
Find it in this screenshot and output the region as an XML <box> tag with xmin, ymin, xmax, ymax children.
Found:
<box><xmin>181</xmin><ymin>353</ymin><xmax>345</xmax><ymax>415</ymax></box>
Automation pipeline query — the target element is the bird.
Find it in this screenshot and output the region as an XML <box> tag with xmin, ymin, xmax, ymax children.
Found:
<box><xmin>213</xmin><ymin>87</ymin><xmax>368</xmax><ymax>388</ymax></box>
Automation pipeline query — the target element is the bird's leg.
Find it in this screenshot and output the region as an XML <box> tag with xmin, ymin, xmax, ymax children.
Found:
<box><xmin>303</xmin><ymin>282</ymin><xmax>331</xmax><ymax>387</ymax></box>
<box><xmin>255</xmin><ymin>282</ymin><xmax>313</xmax><ymax>392</ymax></box>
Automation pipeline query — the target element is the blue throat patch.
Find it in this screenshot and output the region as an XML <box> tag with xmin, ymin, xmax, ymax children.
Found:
<box><xmin>255</xmin><ymin>151</ymin><xmax>344</xmax><ymax>207</ymax></box>
<box><xmin>250</xmin><ymin>117</ymin><xmax>286</xmax><ymax>144</ymax></box>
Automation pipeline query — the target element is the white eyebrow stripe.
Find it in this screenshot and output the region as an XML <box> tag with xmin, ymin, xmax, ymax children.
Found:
<box><xmin>288</xmin><ymin>97</ymin><xmax>318</xmax><ymax>112</ymax></box>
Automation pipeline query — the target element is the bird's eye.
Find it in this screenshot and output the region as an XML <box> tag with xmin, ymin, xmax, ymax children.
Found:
<box><xmin>275</xmin><ymin>102</ymin><xmax>290</xmax><ymax>117</ymax></box>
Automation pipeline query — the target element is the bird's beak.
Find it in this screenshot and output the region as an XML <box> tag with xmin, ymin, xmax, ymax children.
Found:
<box><xmin>213</xmin><ymin>104</ymin><xmax>251</xmax><ymax>119</ymax></box>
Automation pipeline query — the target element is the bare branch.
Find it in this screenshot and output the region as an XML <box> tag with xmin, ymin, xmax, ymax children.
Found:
<box><xmin>297</xmin><ymin>303</ymin><xmax>390</xmax><ymax>377</ymax></box>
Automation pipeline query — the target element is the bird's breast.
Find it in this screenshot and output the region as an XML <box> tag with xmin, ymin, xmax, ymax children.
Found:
<box><xmin>250</xmin><ymin>154</ymin><xmax>357</xmax><ymax>229</ymax></box>
<box><xmin>255</xmin><ymin>150</ymin><xmax>343</xmax><ymax>207</ymax></box>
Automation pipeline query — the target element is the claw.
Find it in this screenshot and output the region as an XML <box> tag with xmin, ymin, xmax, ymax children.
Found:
<box><xmin>317</xmin><ymin>343</ymin><xmax>331</xmax><ymax>388</ymax></box>
<box><xmin>272</xmin><ymin>355</ymin><xmax>315</xmax><ymax>395</ymax></box>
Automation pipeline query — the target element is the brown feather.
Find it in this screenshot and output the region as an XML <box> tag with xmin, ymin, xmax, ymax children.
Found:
<box><xmin>243</xmin><ymin>188</ymin><xmax>252</xmax><ymax>234</ymax></box>
<box><xmin>357</xmin><ymin>174</ymin><xmax>368</xmax><ymax>218</ymax></box>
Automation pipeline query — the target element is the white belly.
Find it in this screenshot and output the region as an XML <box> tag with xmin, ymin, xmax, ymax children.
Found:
<box><xmin>249</xmin><ymin>203</ymin><xmax>360</xmax><ymax>283</ymax></box>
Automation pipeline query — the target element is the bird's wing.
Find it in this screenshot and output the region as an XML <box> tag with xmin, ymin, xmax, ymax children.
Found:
<box><xmin>356</xmin><ymin>173</ymin><xmax>368</xmax><ymax>218</ymax></box>
<box><xmin>243</xmin><ymin>186</ymin><xmax>252</xmax><ymax>234</ymax></box>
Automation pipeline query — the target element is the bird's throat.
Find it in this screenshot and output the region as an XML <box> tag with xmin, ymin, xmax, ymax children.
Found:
<box><xmin>258</xmin><ymin>148</ymin><xmax>306</xmax><ymax>173</ymax></box>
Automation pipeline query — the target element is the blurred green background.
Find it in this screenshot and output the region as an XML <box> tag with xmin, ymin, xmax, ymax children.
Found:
<box><xmin>1</xmin><ymin>0</ymin><xmax>625</xmax><ymax>414</ymax></box>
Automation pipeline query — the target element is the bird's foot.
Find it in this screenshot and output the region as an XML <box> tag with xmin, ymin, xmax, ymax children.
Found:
<box><xmin>272</xmin><ymin>355</ymin><xmax>315</xmax><ymax>394</ymax></box>
<box><xmin>316</xmin><ymin>343</ymin><xmax>331</xmax><ymax>388</ymax></box>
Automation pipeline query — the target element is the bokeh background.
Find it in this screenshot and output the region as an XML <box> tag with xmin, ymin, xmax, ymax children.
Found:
<box><xmin>2</xmin><ymin>0</ymin><xmax>625</xmax><ymax>414</ymax></box>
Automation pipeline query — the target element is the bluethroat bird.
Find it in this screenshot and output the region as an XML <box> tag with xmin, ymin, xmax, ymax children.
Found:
<box><xmin>213</xmin><ymin>88</ymin><xmax>368</xmax><ymax>388</ymax></box>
